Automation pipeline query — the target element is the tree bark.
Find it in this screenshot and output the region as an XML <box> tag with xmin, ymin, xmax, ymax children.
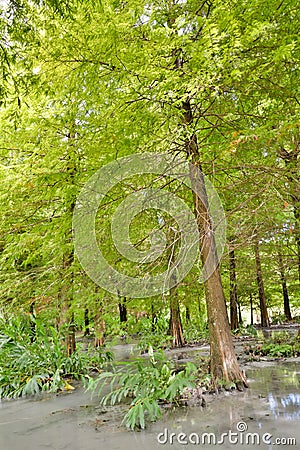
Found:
<box><xmin>254</xmin><ymin>239</ymin><xmax>270</xmax><ymax>328</ymax></box>
<box><xmin>84</xmin><ymin>308</ymin><xmax>90</xmax><ymax>336</ymax></box>
<box><xmin>183</xmin><ymin>99</ymin><xmax>247</xmax><ymax>387</ymax></box>
<box><xmin>250</xmin><ymin>293</ymin><xmax>254</xmax><ymax>326</ymax></box>
<box><xmin>29</xmin><ymin>301</ymin><xmax>36</xmax><ymax>343</ymax></box>
<box><xmin>238</xmin><ymin>302</ymin><xmax>242</xmax><ymax>325</ymax></box>
<box><xmin>169</xmin><ymin>293</ymin><xmax>185</xmax><ymax>347</ymax></box>
<box><xmin>118</xmin><ymin>297</ymin><xmax>127</xmax><ymax>323</ymax></box>
<box><xmin>58</xmin><ymin>124</ymin><xmax>77</xmax><ymax>355</ymax></box>
<box><xmin>94</xmin><ymin>311</ymin><xmax>105</xmax><ymax>347</ymax></box>
<box><xmin>151</xmin><ymin>302</ymin><xmax>157</xmax><ymax>332</ymax></box>
<box><xmin>185</xmin><ymin>306</ymin><xmax>191</xmax><ymax>322</ymax></box>
<box><xmin>278</xmin><ymin>251</ymin><xmax>292</xmax><ymax>321</ymax></box>
<box><xmin>229</xmin><ymin>243</ymin><xmax>239</xmax><ymax>330</ymax></box>
<box><xmin>279</xmin><ymin>146</ymin><xmax>300</xmax><ymax>283</ymax></box>
<box><xmin>58</xmin><ymin>251</ymin><xmax>76</xmax><ymax>356</ymax></box>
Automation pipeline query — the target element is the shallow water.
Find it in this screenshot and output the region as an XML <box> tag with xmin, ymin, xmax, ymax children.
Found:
<box><xmin>0</xmin><ymin>361</ymin><xmax>299</xmax><ymax>450</ymax></box>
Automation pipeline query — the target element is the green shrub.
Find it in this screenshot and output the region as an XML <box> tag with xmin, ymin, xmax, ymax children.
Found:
<box><xmin>0</xmin><ymin>318</ymin><xmax>113</xmax><ymax>398</ymax></box>
<box><xmin>85</xmin><ymin>346</ymin><xmax>197</xmax><ymax>430</ymax></box>
<box><xmin>183</xmin><ymin>322</ymin><xmax>209</xmax><ymax>343</ymax></box>
<box><xmin>137</xmin><ymin>317</ymin><xmax>172</xmax><ymax>351</ymax></box>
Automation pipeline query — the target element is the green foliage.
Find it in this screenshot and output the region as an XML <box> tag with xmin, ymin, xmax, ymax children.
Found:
<box><xmin>183</xmin><ymin>322</ymin><xmax>209</xmax><ymax>344</ymax></box>
<box><xmin>0</xmin><ymin>317</ymin><xmax>113</xmax><ymax>398</ymax></box>
<box><xmin>245</xmin><ymin>325</ymin><xmax>258</xmax><ymax>337</ymax></box>
<box><xmin>233</xmin><ymin>324</ymin><xmax>258</xmax><ymax>337</ymax></box>
<box><xmin>137</xmin><ymin>317</ymin><xmax>172</xmax><ymax>351</ymax></box>
<box><xmin>244</xmin><ymin>332</ymin><xmax>300</xmax><ymax>358</ymax></box>
<box><xmin>260</xmin><ymin>343</ymin><xmax>296</xmax><ymax>358</ymax></box>
<box><xmin>85</xmin><ymin>346</ymin><xmax>197</xmax><ymax>430</ymax></box>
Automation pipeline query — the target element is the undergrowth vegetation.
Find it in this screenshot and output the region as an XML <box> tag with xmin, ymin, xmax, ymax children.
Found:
<box><xmin>244</xmin><ymin>332</ymin><xmax>300</xmax><ymax>358</ymax></box>
<box><xmin>85</xmin><ymin>346</ymin><xmax>198</xmax><ymax>430</ymax></box>
<box><xmin>0</xmin><ymin>317</ymin><xmax>113</xmax><ymax>398</ymax></box>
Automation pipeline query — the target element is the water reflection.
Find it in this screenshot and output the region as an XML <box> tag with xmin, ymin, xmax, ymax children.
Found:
<box><xmin>268</xmin><ymin>392</ymin><xmax>300</xmax><ymax>420</ymax></box>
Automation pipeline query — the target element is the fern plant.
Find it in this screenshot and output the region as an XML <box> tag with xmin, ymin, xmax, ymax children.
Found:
<box><xmin>85</xmin><ymin>346</ymin><xmax>197</xmax><ymax>430</ymax></box>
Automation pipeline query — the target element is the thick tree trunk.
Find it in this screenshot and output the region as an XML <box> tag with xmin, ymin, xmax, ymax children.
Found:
<box><xmin>183</xmin><ymin>99</ymin><xmax>247</xmax><ymax>387</ymax></box>
<box><xmin>254</xmin><ymin>239</ymin><xmax>270</xmax><ymax>328</ymax></box>
<box><xmin>229</xmin><ymin>244</ymin><xmax>239</xmax><ymax>330</ymax></box>
<box><xmin>278</xmin><ymin>251</ymin><xmax>292</xmax><ymax>321</ymax></box>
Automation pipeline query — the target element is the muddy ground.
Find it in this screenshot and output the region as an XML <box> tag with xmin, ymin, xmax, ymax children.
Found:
<box><xmin>1</xmin><ymin>325</ymin><xmax>300</xmax><ymax>449</ymax></box>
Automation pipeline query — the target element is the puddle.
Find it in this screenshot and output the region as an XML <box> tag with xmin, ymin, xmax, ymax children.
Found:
<box><xmin>0</xmin><ymin>362</ymin><xmax>299</xmax><ymax>449</ymax></box>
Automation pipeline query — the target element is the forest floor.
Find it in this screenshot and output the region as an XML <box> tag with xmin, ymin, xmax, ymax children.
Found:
<box><xmin>0</xmin><ymin>326</ymin><xmax>300</xmax><ymax>450</ymax></box>
<box><xmin>1</xmin><ymin>325</ymin><xmax>300</xmax><ymax>450</ymax></box>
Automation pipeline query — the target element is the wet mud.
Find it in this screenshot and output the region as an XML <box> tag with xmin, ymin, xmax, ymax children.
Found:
<box><xmin>1</xmin><ymin>353</ymin><xmax>299</xmax><ymax>450</ymax></box>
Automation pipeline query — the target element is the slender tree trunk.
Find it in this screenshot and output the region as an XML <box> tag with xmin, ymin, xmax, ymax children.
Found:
<box><xmin>29</xmin><ymin>301</ymin><xmax>36</xmax><ymax>343</ymax></box>
<box><xmin>238</xmin><ymin>302</ymin><xmax>242</xmax><ymax>325</ymax></box>
<box><xmin>278</xmin><ymin>251</ymin><xmax>292</xmax><ymax>321</ymax></box>
<box><xmin>94</xmin><ymin>311</ymin><xmax>105</xmax><ymax>347</ymax></box>
<box><xmin>118</xmin><ymin>296</ymin><xmax>127</xmax><ymax>323</ymax></box>
<box><xmin>229</xmin><ymin>243</ymin><xmax>239</xmax><ymax>330</ymax></box>
<box><xmin>67</xmin><ymin>312</ymin><xmax>76</xmax><ymax>355</ymax></box>
<box><xmin>183</xmin><ymin>99</ymin><xmax>247</xmax><ymax>387</ymax></box>
<box><xmin>169</xmin><ymin>293</ymin><xmax>185</xmax><ymax>347</ymax></box>
<box><xmin>295</xmin><ymin>207</ymin><xmax>300</xmax><ymax>283</ymax></box>
<box><xmin>59</xmin><ymin>251</ymin><xmax>76</xmax><ymax>356</ymax></box>
<box><xmin>186</xmin><ymin>306</ymin><xmax>191</xmax><ymax>322</ymax></box>
<box><xmin>151</xmin><ymin>302</ymin><xmax>157</xmax><ymax>332</ymax></box>
<box><xmin>84</xmin><ymin>308</ymin><xmax>90</xmax><ymax>336</ymax></box>
<box><xmin>167</xmin><ymin>230</ymin><xmax>185</xmax><ymax>347</ymax></box>
<box><xmin>279</xmin><ymin>146</ymin><xmax>300</xmax><ymax>283</ymax></box>
<box><xmin>250</xmin><ymin>293</ymin><xmax>254</xmax><ymax>326</ymax></box>
<box><xmin>59</xmin><ymin>124</ymin><xmax>78</xmax><ymax>355</ymax></box>
<box><xmin>254</xmin><ymin>239</ymin><xmax>270</xmax><ymax>328</ymax></box>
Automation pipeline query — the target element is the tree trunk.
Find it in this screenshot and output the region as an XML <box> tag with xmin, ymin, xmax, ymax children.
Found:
<box><xmin>250</xmin><ymin>293</ymin><xmax>254</xmax><ymax>326</ymax></box>
<box><xmin>59</xmin><ymin>251</ymin><xmax>76</xmax><ymax>356</ymax></box>
<box><xmin>185</xmin><ymin>306</ymin><xmax>191</xmax><ymax>322</ymax></box>
<box><xmin>29</xmin><ymin>301</ymin><xmax>36</xmax><ymax>343</ymax></box>
<box><xmin>279</xmin><ymin>146</ymin><xmax>300</xmax><ymax>283</ymax></box>
<box><xmin>151</xmin><ymin>302</ymin><xmax>157</xmax><ymax>332</ymax></box>
<box><xmin>183</xmin><ymin>99</ymin><xmax>247</xmax><ymax>387</ymax></box>
<box><xmin>66</xmin><ymin>313</ymin><xmax>76</xmax><ymax>356</ymax></box>
<box><xmin>229</xmin><ymin>244</ymin><xmax>239</xmax><ymax>330</ymax></box>
<box><xmin>167</xmin><ymin>229</ymin><xmax>185</xmax><ymax>347</ymax></box>
<box><xmin>278</xmin><ymin>251</ymin><xmax>292</xmax><ymax>321</ymax></box>
<box><xmin>118</xmin><ymin>294</ymin><xmax>127</xmax><ymax>323</ymax></box>
<box><xmin>94</xmin><ymin>310</ymin><xmax>105</xmax><ymax>347</ymax></box>
<box><xmin>169</xmin><ymin>293</ymin><xmax>185</xmax><ymax>347</ymax></box>
<box><xmin>238</xmin><ymin>302</ymin><xmax>242</xmax><ymax>325</ymax></box>
<box><xmin>254</xmin><ymin>239</ymin><xmax>270</xmax><ymax>328</ymax></box>
<box><xmin>84</xmin><ymin>308</ymin><xmax>90</xmax><ymax>336</ymax></box>
<box><xmin>59</xmin><ymin>124</ymin><xmax>77</xmax><ymax>355</ymax></box>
